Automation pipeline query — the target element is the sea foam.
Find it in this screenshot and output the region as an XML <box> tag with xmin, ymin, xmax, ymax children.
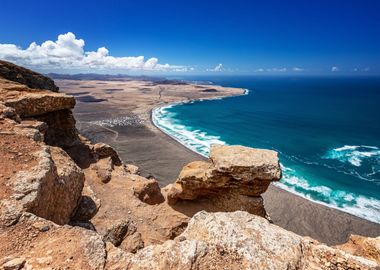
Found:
<box><xmin>152</xmin><ymin>100</ymin><xmax>380</xmax><ymax>224</ymax></box>
<box><xmin>323</xmin><ymin>145</ymin><xmax>380</xmax><ymax>167</ymax></box>
<box><xmin>152</xmin><ymin>104</ymin><xmax>225</xmax><ymax>157</ymax></box>
<box><xmin>276</xmin><ymin>165</ymin><xmax>380</xmax><ymax>223</ymax></box>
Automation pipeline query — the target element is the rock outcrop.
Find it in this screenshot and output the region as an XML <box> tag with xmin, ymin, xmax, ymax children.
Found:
<box><xmin>0</xmin><ymin>118</ymin><xmax>84</xmax><ymax>226</ymax></box>
<box><xmin>0</xmin><ymin>61</ymin><xmax>379</xmax><ymax>270</ymax></box>
<box><xmin>0</xmin><ymin>60</ymin><xmax>58</xmax><ymax>92</ymax></box>
<box><xmin>166</xmin><ymin>145</ymin><xmax>281</xmax><ymax>217</ymax></box>
<box><xmin>0</xmin><ymin>76</ymin><xmax>78</xmax><ymax>150</ymax></box>
<box><xmin>106</xmin><ymin>211</ymin><xmax>378</xmax><ymax>270</ymax></box>
<box><xmin>0</xmin><ymin>213</ymin><xmax>106</xmax><ymax>270</ymax></box>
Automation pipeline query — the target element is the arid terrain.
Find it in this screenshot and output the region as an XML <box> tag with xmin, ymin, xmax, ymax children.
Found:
<box><xmin>56</xmin><ymin>78</ymin><xmax>245</xmax><ymax>183</ymax></box>
<box><xmin>56</xmin><ymin>77</ymin><xmax>380</xmax><ymax>245</ymax></box>
<box><xmin>0</xmin><ymin>60</ymin><xmax>379</xmax><ymax>269</ymax></box>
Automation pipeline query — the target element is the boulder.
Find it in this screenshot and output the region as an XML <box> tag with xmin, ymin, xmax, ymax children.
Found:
<box><xmin>210</xmin><ymin>144</ymin><xmax>282</xmax><ymax>188</ymax></box>
<box><xmin>166</xmin><ymin>145</ymin><xmax>281</xmax><ymax>217</ymax></box>
<box><xmin>1</xmin><ymin>257</ymin><xmax>25</xmax><ymax>270</ymax></box>
<box><xmin>120</xmin><ymin>232</ymin><xmax>144</xmax><ymax>253</ymax></box>
<box><xmin>71</xmin><ymin>184</ymin><xmax>101</xmax><ymax>222</ymax></box>
<box><xmin>102</xmin><ymin>219</ymin><xmax>136</xmax><ymax>247</ymax></box>
<box><xmin>42</xmin><ymin>147</ymin><xmax>85</xmax><ymax>224</ymax></box>
<box><xmin>133</xmin><ymin>177</ymin><xmax>165</xmax><ymax>205</ymax></box>
<box><xmin>93</xmin><ymin>142</ymin><xmax>122</xmax><ymax>165</ymax></box>
<box><xmin>92</xmin><ymin>157</ymin><xmax>114</xmax><ymax>183</ymax></box>
<box><xmin>168</xmin><ymin>145</ymin><xmax>281</xmax><ymax>203</ymax></box>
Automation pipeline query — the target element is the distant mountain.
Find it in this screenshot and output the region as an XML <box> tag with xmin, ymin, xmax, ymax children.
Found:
<box><xmin>47</xmin><ymin>73</ymin><xmax>189</xmax><ymax>86</ymax></box>
<box><xmin>47</xmin><ymin>73</ymin><xmax>164</xmax><ymax>82</ymax></box>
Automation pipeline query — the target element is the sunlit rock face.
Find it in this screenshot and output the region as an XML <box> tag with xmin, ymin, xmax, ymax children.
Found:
<box><xmin>166</xmin><ymin>145</ymin><xmax>281</xmax><ymax>217</ymax></box>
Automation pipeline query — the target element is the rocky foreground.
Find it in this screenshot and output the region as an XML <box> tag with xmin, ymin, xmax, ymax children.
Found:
<box><xmin>0</xmin><ymin>60</ymin><xmax>379</xmax><ymax>269</ymax></box>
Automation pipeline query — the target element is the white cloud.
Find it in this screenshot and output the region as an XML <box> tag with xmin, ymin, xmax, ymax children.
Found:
<box><xmin>207</xmin><ymin>63</ymin><xmax>223</xmax><ymax>72</ymax></box>
<box><xmin>0</xmin><ymin>32</ymin><xmax>188</xmax><ymax>72</ymax></box>
<box><xmin>267</xmin><ymin>67</ymin><xmax>287</xmax><ymax>72</ymax></box>
<box><xmin>292</xmin><ymin>67</ymin><xmax>304</xmax><ymax>72</ymax></box>
<box><xmin>331</xmin><ymin>66</ymin><xmax>339</xmax><ymax>72</ymax></box>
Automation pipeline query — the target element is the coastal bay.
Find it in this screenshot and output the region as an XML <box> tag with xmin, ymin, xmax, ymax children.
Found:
<box><xmin>58</xmin><ymin>78</ymin><xmax>380</xmax><ymax>245</ymax></box>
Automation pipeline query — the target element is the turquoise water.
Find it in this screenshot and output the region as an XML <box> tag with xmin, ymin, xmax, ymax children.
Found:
<box><xmin>152</xmin><ymin>76</ymin><xmax>380</xmax><ymax>223</ymax></box>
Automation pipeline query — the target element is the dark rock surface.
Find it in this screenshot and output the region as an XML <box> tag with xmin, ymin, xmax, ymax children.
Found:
<box><xmin>0</xmin><ymin>60</ymin><xmax>59</xmax><ymax>92</ymax></box>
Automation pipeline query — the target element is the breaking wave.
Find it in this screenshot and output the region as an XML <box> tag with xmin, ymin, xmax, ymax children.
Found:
<box><xmin>276</xmin><ymin>166</ymin><xmax>380</xmax><ymax>223</ymax></box>
<box><xmin>152</xmin><ymin>102</ymin><xmax>380</xmax><ymax>224</ymax></box>
<box><xmin>152</xmin><ymin>104</ymin><xmax>225</xmax><ymax>157</ymax></box>
<box><xmin>323</xmin><ymin>145</ymin><xmax>380</xmax><ymax>167</ymax></box>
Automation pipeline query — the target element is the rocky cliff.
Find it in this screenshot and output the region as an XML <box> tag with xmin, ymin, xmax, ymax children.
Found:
<box><xmin>0</xmin><ymin>60</ymin><xmax>379</xmax><ymax>269</ymax></box>
<box><xmin>0</xmin><ymin>60</ymin><xmax>58</xmax><ymax>92</ymax></box>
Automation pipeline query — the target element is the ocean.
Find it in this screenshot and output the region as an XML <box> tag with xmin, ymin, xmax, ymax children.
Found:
<box><xmin>152</xmin><ymin>76</ymin><xmax>380</xmax><ymax>224</ymax></box>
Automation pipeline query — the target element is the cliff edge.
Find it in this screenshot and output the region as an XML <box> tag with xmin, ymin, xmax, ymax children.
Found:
<box><xmin>0</xmin><ymin>60</ymin><xmax>378</xmax><ymax>269</ymax></box>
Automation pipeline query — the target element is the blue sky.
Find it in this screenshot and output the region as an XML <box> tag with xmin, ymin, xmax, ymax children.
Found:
<box><xmin>1</xmin><ymin>0</ymin><xmax>379</xmax><ymax>75</ymax></box>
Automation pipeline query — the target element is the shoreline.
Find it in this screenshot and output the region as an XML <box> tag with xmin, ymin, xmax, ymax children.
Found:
<box><xmin>150</xmin><ymin>94</ymin><xmax>380</xmax><ymax>224</ymax></box>
<box><xmin>57</xmin><ymin>78</ymin><xmax>380</xmax><ymax>245</ymax></box>
<box><xmin>150</xmin><ymin>88</ymin><xmax>249</xmax><ymax>157</ymax></box>
<box><xmin>149</xmin><ymin>89</ymin><xmax>380</xmax><ymax>244</ymax></box>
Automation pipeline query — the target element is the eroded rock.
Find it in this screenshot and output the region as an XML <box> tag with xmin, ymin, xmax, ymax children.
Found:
<box><xmin>124</xmin><ymin>164</ymin><xmax>140</xmax><ymax>175</ymax></box>
<box><xmin>1</xmin><ymin>257</ymin><xmax>25</xmax><ymax>270</ymax></box>
<box><xmin>102</xmin><ymin>219</ymin><xmax>136</xmax><ymax>247</ymax></box>
<box><xmin>133</xmin><ymin>177</ymin><xmax>165</xmax><ymax>205</ymax></box>
<box><xmin>71</xmin><ymin>184</ymin><xmax>101</xmax><ymax>222</ymax></box>
<box><xmin>0</xmin><ymin>214</ymin><xmax>106</xmax><ymax>270</ymax></box>
<box><xmin>166</xmin><ymin>145</ymin><xmax>281</xmax><ymax>217</ymax></box>
<box><xmin>0</xmin><ymin>123</ymin><xmax>84</xmax><ymax>226</ymax></box>
<box><xmin>336</xmin><ymin>234</ymin><xmax>380</xmax><ymax>264</ymax></box>
<box><xmin>92</xmin><ymin>157</ymin><xmax>114</xmax><ymax>183</ymax></box>
<box><xmin>0</xmin><ymin>60</ymin><xmax>59</xmax><ymax>92</ymax></box>
<box><xmin>120</xmin><ymin>231</ymin><xmax>144</xmax><ymax>253</ymax></box>
<box><xmin>120</xmin><ymin>211</ymin><xmax>377</xmax><ymax>270</ymax></box>
<box><xmin>93</xmin><ymin>143</ymin><xmax>122</xmax><ymax>166</ymax></box>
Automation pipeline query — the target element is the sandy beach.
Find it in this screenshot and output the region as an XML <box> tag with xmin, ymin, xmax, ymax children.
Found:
<box><xmin>57</xmin><ymin>78</ymin><xmax>380</xmax><ymax>245</ymax></box>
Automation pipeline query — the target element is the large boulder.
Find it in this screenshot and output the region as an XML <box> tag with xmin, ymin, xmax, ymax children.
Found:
<box><xmin>209</xmin><ymin>144</ymin><xmax>282</xmax><ymax>192</ymax></box>
<box><xmin>168</xmin><ymin>145</ymin><xmax>281</xmax><ymax>202</ymax></box>
<box><xmin>166</xmin><ymin>145</ymin><xmax>281</xmax><ymax>217</ymax></box>
<box><xmin>133</xmin><ymin>177</ymin><xmax>165</xmax><ymax>205</ymax></box>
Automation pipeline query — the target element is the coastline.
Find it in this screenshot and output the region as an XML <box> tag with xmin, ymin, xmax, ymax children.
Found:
<box><xmin>150</xmin><ymin>105</ymin><xmax>380</xmax><ymax>244</ymax></box>
<box><xmin>57</xmin><ymin>78</ymin><xmax>380</xmax><ymax>245</ymax></box>
<box><xmin>150</xmin><ymin>88</ymin><xmax>250</xmax><ymax>156</ymax></box>
<box><xmin>150</xmin><ymin>89</ymin><xmax>380</xmax><ymax>244</ymax></box>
